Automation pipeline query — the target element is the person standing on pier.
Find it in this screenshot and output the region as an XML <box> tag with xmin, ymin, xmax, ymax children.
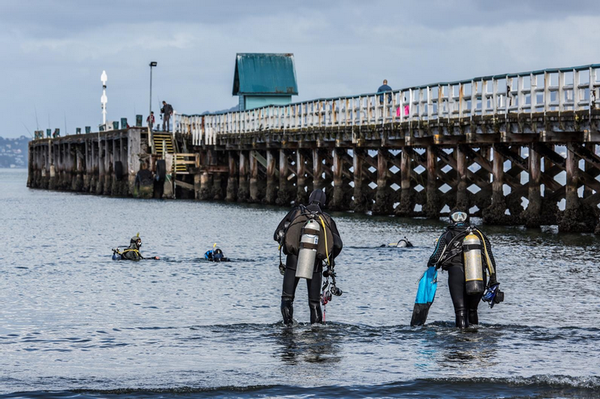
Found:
<box><xmin>377</xmin><ymin>79</ymin><xmax>392</xmax><ymax>104</ymax></box>
<box><xmin>422</xmin><ymin>211</ymin><xmax>503</xmax><ymax>328</ymax></box>
<box><xmin>274</xmin><ymin>189</ymin><xmax>343</xmax><ymax>325</ymax></box>
<box><xmin>146</xmin><ymin>111</ymin><xmax>155</xmax><ymax>130</ymax></box>
<box><xmin>161</xmin><ymin>101</ymin><xmax>173</xmax><ymax>131</ymax></box>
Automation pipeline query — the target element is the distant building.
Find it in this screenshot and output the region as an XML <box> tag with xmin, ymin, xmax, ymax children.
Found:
<box><xmin>232</xmin><ymin>53</ymin><xmax>298</xmax><ymax>111</ymax></box>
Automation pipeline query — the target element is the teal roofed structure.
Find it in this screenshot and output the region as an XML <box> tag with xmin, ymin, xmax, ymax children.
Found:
<box><xmin>232</xmin><ymin>53</ymin><xmax>298</xmax><ymax>111</ymax></box>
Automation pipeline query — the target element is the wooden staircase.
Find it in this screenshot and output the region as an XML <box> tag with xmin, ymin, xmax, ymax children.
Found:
<box><xmin>152</xmin><ymin>132</ymin><xmax>175</xmax><ymax>155</ymax></box>
<box><xmin>150</xmin><ymin>131</ymin><xmax>199</xmax><ymax>197</ymax></box>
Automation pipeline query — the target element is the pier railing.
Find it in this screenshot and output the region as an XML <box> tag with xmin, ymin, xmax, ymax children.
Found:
<box><xmin>173</xmin><ymin>64</ymin><xmax>600</xmax><ymax>146</ymax></box>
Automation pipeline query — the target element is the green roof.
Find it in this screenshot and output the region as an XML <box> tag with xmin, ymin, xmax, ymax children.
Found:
<box><xmin>232</xmin><ymin>53</ymin><xmax>298</xmax><ymax>96</ymax></box>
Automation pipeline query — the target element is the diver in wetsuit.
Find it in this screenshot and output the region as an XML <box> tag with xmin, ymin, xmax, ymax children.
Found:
<box><xmin>113</xmin><ymin>234</ymin><xmax>159</xmax><ymax>261</ymax></box>
<box><xmin>120</xmin><ymin>235</ymin><xmax>144</xmax><ymax>261</ymax></box>
<box><xmin>274</xmin><ymin>189</ymin><xmax>343</xmax><ymax>325</ymax></box>
<box><xmin>205</xmin><ymin>247</ymin><xmax>227</xmax><ymax>262</ymax></box>
<box><xmin>427</xmin><ymin>211</ymin><xmax>502</xmax><ymax>328</ymax></box>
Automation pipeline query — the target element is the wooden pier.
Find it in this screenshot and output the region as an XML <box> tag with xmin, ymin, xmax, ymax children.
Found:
<box><xmin>28</xmin><ymin>64</ymin><xmax>600</xmax><ymax>233</ymax></box>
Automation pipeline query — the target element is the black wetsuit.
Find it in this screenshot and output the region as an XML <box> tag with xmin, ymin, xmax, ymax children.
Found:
<box><xmin>274</xmin><ymin>203</ymin><xmax>343</xmax><ymax>324</ymax></box>
<box><xmin>120</xmin><ymin>243</ymin><xmax>143</xmax><ymax>261</ymax></box>
<box><xmin>427</xmin><ymin>224</ymin><xmax>497</xmax><ymax>328</ymax></box>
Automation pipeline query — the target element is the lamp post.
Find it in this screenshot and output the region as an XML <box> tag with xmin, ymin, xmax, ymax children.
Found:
<box><xmin>149</xmin><ymin>61</ymin><xmax>157</xmax><ymax>117</ymax></box>
<box><xmin>100</xmin><ymin>70</ymin><xmax>108</xmax><ymax>125</ymax></box>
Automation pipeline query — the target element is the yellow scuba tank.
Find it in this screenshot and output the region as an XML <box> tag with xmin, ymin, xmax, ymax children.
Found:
<box><xmin>463</xmin><ymin>233</ymin><xmax>485</xmax><ymax>295</ymax></box>
<box><xmin>295</xmin><ymin>219</ymin><xmax>321</xmax><ymax>279</ymax></box>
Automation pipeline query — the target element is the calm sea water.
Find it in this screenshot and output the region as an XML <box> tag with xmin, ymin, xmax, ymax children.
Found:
<box><xmin>1</xmin><ymin>169</ymin><xmax>599</xmax><ymax>398</ymax></box>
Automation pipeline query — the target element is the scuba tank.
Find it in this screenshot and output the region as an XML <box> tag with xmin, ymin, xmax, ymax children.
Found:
<box><xmin>295</xmin><ymin>219</ymin><xmax>321</xmax><ymax>279</ymax></box>
<box><xmin>463</xmin><ymin>232</ymin><xmax>485</xmax><ymax>295</ymax></box>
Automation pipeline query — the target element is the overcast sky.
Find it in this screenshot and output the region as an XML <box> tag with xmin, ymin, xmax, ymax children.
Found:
<box><xmin>3</xmin><ymin>0</ymin><xmax>600</xmax><ymax>138</ymax></box>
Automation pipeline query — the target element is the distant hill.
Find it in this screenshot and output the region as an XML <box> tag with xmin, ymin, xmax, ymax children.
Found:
<box><xmin>0</xmin><ymin>136</ymin><xmax>29</xmax><ymax>168</ymax></box>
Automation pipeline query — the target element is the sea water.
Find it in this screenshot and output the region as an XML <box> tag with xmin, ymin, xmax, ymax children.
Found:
<box><xmin>1</xmin><ymin>169</ymin><xmax>599</xmax><ymax>398</ymax></box>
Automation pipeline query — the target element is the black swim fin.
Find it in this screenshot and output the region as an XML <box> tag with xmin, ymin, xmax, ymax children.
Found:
<box><xmin>410</xmin><ymin>303</ymin><xmax>431</xmax><ymax>326</ymax></box>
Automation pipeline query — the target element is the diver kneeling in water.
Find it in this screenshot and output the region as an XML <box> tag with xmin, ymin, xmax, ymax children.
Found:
<box><xmin>427</xmin><ymin>211</ymin><xmax>503</xmax><ymax>328</ymax></box>
<box><xmin>112</xmin><ymin>234</ymin><xmax>159</xmax><ymax>261</ymax></box>
<box><xmin>274</xmin><ymin>189</ymin><xmax>343</xmax><ymax>325</ymax></box>
<box><xmin>205</xmin><ymin>245</ymin><xmax>229</xmax><ymax>262</ymax></box>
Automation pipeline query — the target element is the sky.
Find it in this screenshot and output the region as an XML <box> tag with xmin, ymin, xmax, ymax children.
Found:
<box><xmin>2</xmin><ymin>0</ymin><xmax>600</xmax><ymax>138</ymax></box>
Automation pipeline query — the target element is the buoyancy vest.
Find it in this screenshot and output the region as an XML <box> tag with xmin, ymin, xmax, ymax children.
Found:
<box><xmin>283</xmin><ymin>206</ymin><xmax>335</xmax><ymax>262</ymax></box>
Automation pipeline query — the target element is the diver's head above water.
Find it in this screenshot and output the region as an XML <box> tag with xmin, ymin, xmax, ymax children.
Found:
<box><xmin>308</xmin><ymin>189</ymin><xmax>326</xmax><ymax>206</ymax></box>
<box><xmin>130</xmin><ymin>234</ymin><xmax>142</xmax><ymax>249</ymax></box>
<box><xmin>449</xmin><ymin>210</ymin><xmax>469</xmax><ymax>227</ymax></box>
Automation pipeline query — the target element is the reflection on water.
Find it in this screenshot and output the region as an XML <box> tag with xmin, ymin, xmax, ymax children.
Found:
<box><xmin>274</xmin><ymin>325</ymin><xmax>343</xmax><ymax>365</ymax></box>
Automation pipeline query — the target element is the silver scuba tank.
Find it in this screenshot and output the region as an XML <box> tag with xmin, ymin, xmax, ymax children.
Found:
<box><xmin>463</xmin><ymin>233</ymin><xmax>485</xmax><ymax>295</ymax></box>
<box><xmin>295</xmin><ymin>219</ymin><xmax>321</xmax><ymax>279</ymax></box>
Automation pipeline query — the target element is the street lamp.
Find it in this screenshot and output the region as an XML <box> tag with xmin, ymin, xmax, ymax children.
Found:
<box><xmin>149</xmin><ymin>61</ymin><xmax>157</xmax><ymax>118</ymax></box>
<box><xmin>101</xmin><ymin>70</ymin><xmax>108</xmax><ymax>125</ymax></box>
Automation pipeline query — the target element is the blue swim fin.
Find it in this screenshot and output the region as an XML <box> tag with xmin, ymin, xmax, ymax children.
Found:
<box><xmin>410</xmin><ymin>267</ymin><xmax>438</xmax><ymax>326</ymax></box>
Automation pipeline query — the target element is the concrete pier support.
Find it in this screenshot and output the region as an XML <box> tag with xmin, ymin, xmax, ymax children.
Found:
<box><xmin>199</xmin><ymin>171</ymin><xmax>211</xmax><ymax>200</ymax></box>
<box><xmin>211</xmin><ymin>172</ymin><xmax>224</xmax><ymax>200</ymax></box>
<box><xmin>237</xmin><ymin>151</ymin><xmax>249</xmax><ymax>202</ymax></box>
<box><xmin>265</xmin><ymin>150</ymin><xmax>277</xmax><ymax>204</ymax></box>
<box><xmin>48</xmin><ymin>143</ymin><xmax>57</xmax><ymax>190</ymax></box>
<box><xmin>96</xmin><ymin>140</ymin><xmax>104</xmax><ymax>195</ymax></box>
<box><xmin>74</xmin><ymin>144</ymin><xmax>84</xmax><ymax>192</ymax></box>
<box><xmin>225</xmin><ymin>152</ymin><xmax>238</xmax><ymax>202</ymax></box>
<box><xmin>103</xmin><ymin>139</ymin><xmax>112</xmax><ymax>196</ymax></box>
<box><xmin>110</xmin><ymin>140</ymin><xmax>119</xmax><ymax>195</ymax></box>
<box><xmin>352</xmin><ymin>148</ymin><xmax>369</xmax><ymax>213</ymax></box>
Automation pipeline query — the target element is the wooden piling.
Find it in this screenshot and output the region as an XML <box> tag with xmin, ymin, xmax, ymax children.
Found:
<box><xmin>424</xmin><ymin>146</ymin><xmax>441</xmax><ymax>218</ymax></box>
<box><xmin>331</xmin><ymin>148</ymin><xmax>345</xmax><ymax>210</ymax></box>
<box><xmin>352</xmin><ymin>148</ymin><xmax>369</xmax><ymax>213</ymax></box>
<box><xmin>396</xmin><ymin>147</ymin><xmax>414</xmax><ymax>216</ymax></box>
<box><xmin>237</xmin><ymin>151</ymin><xmax>249</xmax><ymax>202</ymax></box>
<box><xmin>296</xmin><ymin>150</ymin><xmax>309</xmax><ymax>205</ymax></box>
<box><xmin>249</xmin><ymin>152</ymin><xmax>261</xmax><ymax>202</ymax></box>
<box><xmin>455</xmin><ymin>145</ymin><xmax>468</xmax><ymax>212</ymax></box>
<box><xmin>523</xmin><ymin>143</ymin><xmax>542</xmax><ymax>227</ymax></box>
<box><xmin>226</xmin><ymin>152</ymin><xmax>238</xmax><ymax>202</ymax></box>
<box><xmin>484</xmin><ymin>144</ymin><xmax>507</xmax><ymax>224</ymax></box>
<box><xmin>373</xmin><ymin>149</ymin><xmax>392</xmax><ymax>215</ymax></box>
<box><xmin>265</xmin><ymin>150</ymin><xmax>277</xmax><ymax>204</ymax></box>
<box><xmin>277</xmin><ymin>149</ymin><xmax>294</xmax><ymax>205</ymax></box>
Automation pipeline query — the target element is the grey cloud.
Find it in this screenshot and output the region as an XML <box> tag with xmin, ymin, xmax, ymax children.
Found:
<box><xmin>3</xmin><ymin>0</ymin><xmax>600</xmax><ymax>138</ymax></box>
